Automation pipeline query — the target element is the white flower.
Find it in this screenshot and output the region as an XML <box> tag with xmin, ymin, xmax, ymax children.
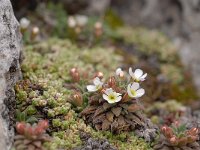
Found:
<box><xmin>103</xmin><ymin>88</ymin><xmax>122</xmax><ymax>104</ymax></box>
<box><xmin>116</xmin><ymin>68</ymin><xmax>124</xmax><ymax>77</ymax></box>
<box><xmin>87</xmin><ymin>77</ymin><xmax>103</xmax><ymax>92</ymax></box>
<box><xmin>127</xmin><ymin>82</ymin><xmax>145</xmax><ymax>98</ymax></box>
<box><xmin>75</xmin><ymin>15</ymin><xmax>88</xmax><ymax>27</ymax></box>
<box><xmin>20</xmin><ymin>17</ymin><xmax>30</xmax><ymax>29</ymax></box>
<box><xmin>129</xmin><ymin>68</ymin><xmax>147</xmax><ymax>82</ymax></box>
<box><xmin>32</xmin><ymin>26</ymin><xmax>39</xmax><ymax>34</ymax></box>
<box><xmin>68</xmin><ymin>16</ymin><xmax>76</xmax><ymax>28</ymax></box>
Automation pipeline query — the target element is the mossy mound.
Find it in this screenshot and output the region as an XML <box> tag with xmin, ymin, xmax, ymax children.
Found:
<box><xmin>15</xmin><ymin>38</ymin><xmax>151</xmax><ymax>150</ymax></box>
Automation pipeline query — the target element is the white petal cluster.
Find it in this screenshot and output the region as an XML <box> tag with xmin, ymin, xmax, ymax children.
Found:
<box><xmin>103</xmin><ymin>88</ymin><xmax>122</xmax><ymax>104</ymax></box>
<box><xmin>87</xmin><ymin>77</ymin><xmax>103</xmax><ymax>92</ymax></box>
<box><xmin>20</xmin><ymin>17</ymin><xmax>30</xmax><ymax>29</ymax></box>
<box><xmin>129</xmin><ymin>68</ymin><xmax>147</xmax><ymax>82</ymax></box>
<box><xmin>86</xmin><ymin>68</ymin><xmax>147</xmax><ymax>104</ymax></box>
<box><xmin>127</xmin><ymin>82</ymin><xmax>145</xmax><ymax>98</ymax></box>
<box><xmin>68</xmin><ymin>15</ymin><xmax>88</xmax><ymax>28</ymax></box>
<box><xmin>116</xmin><ymin>68</ymin><xmax>124</xmax><ymax>77</ymax></box>
<box><xmin>68</xmin><ymin>16</ymin><xmax>76</xmax><ymax>28</ymax></box>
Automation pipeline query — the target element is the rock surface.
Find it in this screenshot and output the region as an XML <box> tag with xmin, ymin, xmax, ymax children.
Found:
<box><xmin>0</xmin><ymin>0</ymin><xmax>22</xmax><ymax>149</ymax></box>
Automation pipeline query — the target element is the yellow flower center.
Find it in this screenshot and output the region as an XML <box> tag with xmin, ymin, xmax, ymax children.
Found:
<box><xmin>108</xmin><ymin>94</ymin><xmax>116</xmax><ymax>101</ymax></box>
<box><xmin>134</xmin><ymin>78</ymin><xmax>139</xmax><ymax>82</ymax></box>
<box><xmin>96</xmin><ymin>85</ymin><xmax>101</xmax><ymax>90</ymax></box>
<box><xmin>131</xmin><ymin>89</ymin><xmax>136</xmax><ymax>96</ymax></box>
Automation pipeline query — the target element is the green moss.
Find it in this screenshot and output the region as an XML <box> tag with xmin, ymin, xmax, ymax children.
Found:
<box><xmin>16</xmin><ymin>90</ymin><xmax>27</xmax><ymax>103</ymax></box>
<box><xmin>16</xmin><ymin>38</ymin><xmax>150</xmax><ymax>149</ymax></box>
<box><xmin>117</xmin><ymin>27</ymin><xmax>178</xmax><ymax>63</ymax></box>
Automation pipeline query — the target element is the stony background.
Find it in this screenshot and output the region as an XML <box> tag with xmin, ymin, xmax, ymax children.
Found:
<box><xmin>0</xmin><ymin>0</ymin><xmax>22</xmax><ymax>149</ymax></box>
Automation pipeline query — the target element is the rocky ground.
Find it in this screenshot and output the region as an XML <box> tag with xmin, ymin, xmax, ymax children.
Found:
<box><xmin>1</xmin><ymin>1</ymin><xmax>200</xmax><ymax>150</ymax></box>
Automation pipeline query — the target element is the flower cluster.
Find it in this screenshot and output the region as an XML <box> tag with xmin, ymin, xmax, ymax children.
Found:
<box><xmin>86</xmin><ymin>68</ymin><xmax>147</xmax><ymax>104</ymax></box>
<box><xmin>16</xmin><ymin>120</ymin><xmax>49</xmax><ymax>138</ymax></box>
<box><xmin>161</xmin><ymin>122</ymin><xmax>199</xmax><ymax>146</ymax></box>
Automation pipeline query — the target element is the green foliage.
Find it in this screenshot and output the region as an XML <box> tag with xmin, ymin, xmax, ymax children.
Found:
<box><xmin>104</xmin><ymin>9</ymin><xmax>124</xmax><ymax>29</ymax></box>
<box><xmin>15</xmin><ymin>110</ymin><xmax>38</xmax><ymax>124</ymax></box>
<box><xmin>16</xmin><ymin>38</ymin><xmax>150</xmax><ymax>149</ymax></box>
<box><xmin>47</xmin><ymin>2</ymin><xmax>68</xmax><ymax>38</ymax></box>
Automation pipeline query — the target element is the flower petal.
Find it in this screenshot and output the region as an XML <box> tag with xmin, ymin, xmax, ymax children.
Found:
<box><xmin>116</xmin><ymin>68</ymin><xmax>122</xmax><ymax>76</ymax></box>
<box><xmin>115</xmin><ymin>96</ymin><xmax>122</xmax><ymax>102</ymax></box>
<box><xmin>93</xmin><ymin>77</ymin><xmax>101</xmax><ymax>85</ymax></box>
<box><xmin>86</xmin><ymin>85</ymin><xmax>97</xmax><ymax>92</ymax></box>
<box><xmin>105</xmin><ymin>88</ymin><xmax>113</xmax><ymax>95</ymax></box>
<box><xmin>140</xmin><ymin>73</ymin><xmax>147</xmax><ymax>81</ymax></box>
<box><xmin>135</xmin><ymin>88</ymin><xmax>145</xmax><ymax>97</ymax></box>
<box><xmin>107</xmin><ymin>99</ymin><xmax>117</xmax><ymax>104</ymax></box>
<box><xmin>131</xmin><ymin>82</ymin><xmax>140</xmax><ymax>90</ymax></box>
<box><xmin>103</xmin><ymin>94</ymin><xmax>110</xmax><ymax>101</ymax></box>
<box><xmin>115</xmin><ymin>92</ymin><xmax>122</xmax><ymax>97</ymax></box>
<box><xmin>129</xmin><ymin>67</ymin><xmax>135</xmax><ymax>78</ymax></box>
<box><xmin>127</xmin><ymin>84</ymin><xmax>134</xmax><ymax>97</ymax></box>
<box><xmin>134</xmin><ymin>69</ymin><xmax>143</xmax><ymax>79</ymax></box>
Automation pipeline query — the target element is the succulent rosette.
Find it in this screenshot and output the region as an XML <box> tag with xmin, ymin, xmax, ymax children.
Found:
<box><xmin>79</xmin><ymin>67</ymin><xmax>156</xmax><ymax>141</ymax></box>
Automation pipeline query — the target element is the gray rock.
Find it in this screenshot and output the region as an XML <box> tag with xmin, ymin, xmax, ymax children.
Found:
<box><xmin>0</xmin><ymin>0</ymin><xmax>22</xmax><ymax>149</ymax></box>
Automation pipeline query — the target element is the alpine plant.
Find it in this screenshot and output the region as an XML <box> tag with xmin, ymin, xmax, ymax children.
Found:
<box><xmin>79</xmin><ymin>67</ymin><xmax>156</xmax><ymax>141</ymax></box>
<box><xmin>154</xmin><ymin>122</ymin><xmax>200</xmax><ymax>150</ymax></box>
<box><xmin>14</xmin><ymin>120</ymin><xmax>50</xmax><ymax>150</ymax></box>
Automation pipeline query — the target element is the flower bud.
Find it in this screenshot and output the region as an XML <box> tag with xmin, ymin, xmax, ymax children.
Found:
<box><xmin>38</xmin><ymin>120</ymin><xmax>49</xmax><ymax>130</ymax></box>
<box><xmin>68</xmin><ymin>16</ymin><xmax>76</xmax><ymax>28</ymax></box>
<box><xmin>94</xmin><ymin>71</ymin><xmax>104</xmax><ymax>79</ymax></box>
<box><xmin>31</xmin><ymin>26</ymin><xmax>40</xmax><ymax>41</ymax></box>
<box><xmin>16</xmin><ymin>122</ymin><xmax>26</xmax><ymax>134</ymax></box>
<box><xmin>70</xmin><ymin>68</ymin><xmax>77</xmax><ymax>75</ymax></box>
<box><xmin>34</xmin><ymin>126</ymin><xmax>44</xmax><ymax>136</ymax></box>
<box><xmin>71</xmin><ymin>92</ymin><xmax>83</xmax><ymax>107</ymax></box>
<box><xmin>188</xmin><ymin>128</ymin><xmax>199</xmax><ymax>136</ymax></box>
<box><xmin>100</xmin><ymin>88</ymin><xmax>106</xmax><ymax>94</ymax></box>
<box><xmin>174</xmin><ymin>121</ymin><xmax>180</xmax><ymax>127</ymax></box>
<box><xmin>94</xmin><ymin>21</ymin><xmax>103</xmax><ymax>37</ymax></box>
<box><xmin>169</xmin><ymin>136</ymin><xmax>178</xmax><ymax>145</ymax></box>
<box><xmin>108</xmin><ymin>76</ymin><xmax>116</xmax><ymax>87</ymax></box>
<box><xmin>161</xmin><ymin>126</ymin><xmax>173</xmax><ymax>138</ymax></box>
<box><xmin>20</xmin><ymin>17</ymin><xmax>30</xmax><ymax>33</ymax></box>
<box><xmin>70</xmin><ymin>68</ymin><xmax>80</xmax><ymax>82</ymax></box>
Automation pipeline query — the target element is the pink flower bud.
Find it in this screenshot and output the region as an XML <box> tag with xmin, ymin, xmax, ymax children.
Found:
<box><xmin>38</xmin><ymin>120</ymin><xmax>49</xmax><ymax>130</ymax></box>
<box><xmin>169</xmin><ymin>136</ymin><xmax>178</xmax><ymax>145</ymax></box>
<box><xmin>16</xmin><ymin>122</ymin><xmax>26</xmax><ymax>135</ymax></box>
<box><xmin>94</xmin><ymin>72</ymin><xmax>104</xmax><ymax>79</ymax></box>
<box><xmin>34</xmin><ymin>126</ymin><xmax>44</xmax><ymax>136</ymax></box>
<box><xmin>108</xmin><ymin>76</ymin><xmax>116</xmax><ymax>87</ymax></box>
